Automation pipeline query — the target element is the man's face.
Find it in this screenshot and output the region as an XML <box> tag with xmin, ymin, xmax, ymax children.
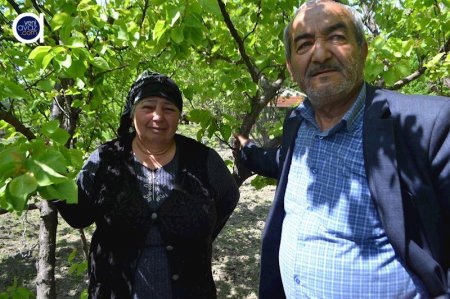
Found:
<box><xmin>287</xmin><ymin>2</ymin><xmax>367</xmax><ymax>107</ymax></box>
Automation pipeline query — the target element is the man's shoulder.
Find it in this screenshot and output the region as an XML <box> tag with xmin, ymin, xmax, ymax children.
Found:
<box><xmin>367</xmin><ymin>84</ymin><xmax>450</xmax><ymax>113</ymax></box>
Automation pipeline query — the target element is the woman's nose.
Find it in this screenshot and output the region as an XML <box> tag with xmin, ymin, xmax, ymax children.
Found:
<box><xmin>152</xmin><ymin>105</ymin><xmax>164</xmax><ymax>120</ymax></box>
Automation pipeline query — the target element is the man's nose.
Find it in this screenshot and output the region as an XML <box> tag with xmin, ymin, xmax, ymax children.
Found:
<box><xmin>311</xmin><ymin>39</ymin><xmax>331</xmax><ymax>63</ymax></box>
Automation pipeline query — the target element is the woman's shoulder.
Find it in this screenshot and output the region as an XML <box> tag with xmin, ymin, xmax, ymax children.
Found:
<box><xmin>96</xmin><ymin>135</ymin><xmax>133</xmax><ymax>155</ymax></box>
<box><xmin>175</xmin><ymin>134</ymin><xmax>210</xmax><ymax>151</ymax></box>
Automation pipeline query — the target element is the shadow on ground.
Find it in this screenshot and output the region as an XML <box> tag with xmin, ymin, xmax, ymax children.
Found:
<box><xmin>213</xmin><ymin>184</ymin><xmax>274</xmax><ymax>299</ymax></box>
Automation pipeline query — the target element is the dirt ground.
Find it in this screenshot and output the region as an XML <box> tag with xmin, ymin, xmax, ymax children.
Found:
<box><xmin>0</xmin><ymin>176</ymin><xmax>275</xmax><ymax>298</ymax></box>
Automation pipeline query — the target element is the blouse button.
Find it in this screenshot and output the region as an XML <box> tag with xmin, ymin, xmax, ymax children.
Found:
<box><xmin>151</xmin><ymin>212</ymin><xmax>158</xmax><ymax>220</ymax></box>
<box><xmin>166</xmin><ymin>245</ymin><xmax>174</xmax><ymax>251</ymax></box>
<box><xmin>172</xmin><ymin>274</ymin><xmax>179</xmax><ymax>281</ymax></box>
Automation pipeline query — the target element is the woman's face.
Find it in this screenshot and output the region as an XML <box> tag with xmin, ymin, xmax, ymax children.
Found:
<box><xmin>132</xmin><ymin>96</ymin><xmax>180</xmax><ymax>145</ymax></box>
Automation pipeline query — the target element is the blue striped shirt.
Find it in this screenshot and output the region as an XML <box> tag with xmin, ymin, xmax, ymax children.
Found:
<box><xmin>279</xmin><ymin>85</ymin><xmax>426</xmax><ymax>298</ymax></box>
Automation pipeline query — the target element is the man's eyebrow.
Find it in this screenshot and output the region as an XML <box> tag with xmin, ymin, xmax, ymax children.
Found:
<box><xmin>293</xmin><ymin>22</ymin><xmax>348</xmax><ymax>43</ymax></box>
<box><xmin>293</xmin><ymin>33</ymin><xmax>314</xmax><ymax>43</ymax></box>
<box><xmin>324</xmin><ymin>22</ymin><xmax>348</xmax><ymax>35</ymax></box>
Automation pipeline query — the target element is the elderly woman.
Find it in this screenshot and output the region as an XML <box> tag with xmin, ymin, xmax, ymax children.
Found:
<box><xmin>55</xmin><ymin>71</ymin><xmax>240</xmax><ymax>299</ymax></box>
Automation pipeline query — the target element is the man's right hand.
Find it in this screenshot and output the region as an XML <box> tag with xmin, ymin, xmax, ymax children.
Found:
<box><xmin>234</xmin><ymin>134</ymin><xmax>250</xmax><ymax>149</ymax></box>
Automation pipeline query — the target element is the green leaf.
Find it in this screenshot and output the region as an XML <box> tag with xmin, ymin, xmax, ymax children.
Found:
<box><xmin>170</xmin><ymin>27</ymin><xmax>184</xmax><ymax>44</ymax></box>
<box><xmin>199</xmin><ymin>0</ymin><xmax>221</xmax><ymax>16</ymax></box>
<box><xmin>39</xmin><ymin>180</ymin><xmax>78</xmax><ymax>203</ymax></box>
<box><xmin>68</xmin><ymin>248</ymin><xmax>77</xmax><ymax>263</ymax></box>
<box><xmin>67</xmin><ymin>38</ymin><xmax>86</xmax><ymax>48</ymax></box>
<box><xmin>383</xmin><ymin>69</ymin><xmax>398</xmax><ymax>86</ymax></box>
<box><xmin>42</xmin><ymin>52</ymin><xmax>55</xmax><ymax>70</ymax></box>
<box><xmin>170</xmin><ymin>11</ymin><xmax>181</xmax><ymax>27</ymax></box>
<box><xmin>91</xmin><ymin>57</ymin><xmax>110</xmax><ymax>70</ymax></box>
<box><xmin>51</xmin><ymin>12</ymin><xmax>70</xmax><ymax>31</ymax></box>
<box><xmin>66</xmin><ymin>60</ymin><xmax>87</xmax><ymax>78</ymax></box>
<box><xmin>8</xmin><ymin>173</ymin><xmax>37</xmax><ymax>201</ymax></box>
<box><xmin>207</xmin><ymin>119</ymin><xmax>218</xmax><ymax>138</ymax></box>
<box><xmin>33</xmin><ymin>149</ymin><xmax>67</xmax><ymax>174</ymax></box>
<box><xmin>41</xmin><ymin>121</ymin><xmax>70</xmax><ymax>145</ymax></box>
<box><xmin>196</xmin><ymin>128</ymin><xmax>205</xmax><ymax>142</ymax></box>
<box><xmin>219</xmin><ymin>124</ymin><xmax>232</xmax><ymax>141</ymax></box>
<box><xmin>0</xmin><ymin>147</ymin><xmax>25</xmax><ymax>181</ymax></box>
<box><xmin>153</xmin><ymin>20</ymin><xmax>167</xmax><ymax>42</ymax></box>
<box><xmin>250</xmin><ymin>175</ymin><xmax>276</xmax><ymax>190</ymax></box>
<box><xmin>59</xmin><ymin>147</ymin><xmax>84</xmax><ymax>172</ymax></box>
<box><xmin>187</xmin><ymin>109</ymin><xmax>212</xmax><ymax>124</ymax></box>
<box><xmin>1</xmin><ymin>80</ymin><xmax>29</xmax><ymax>100</ymax></box>
<box><xmin>37</xmin><ymin>79</ymin><xmax>54</xmax><ymax>92</ymax></box>
<box><xmin>32</xmin><ymin>159</ymin><xmax>67</xmax><ymax>186</ymax></box>
<box><xmin>61</xmin><ymin>54</ymin><xmax>73</xmax><ymax>68</ymax></box>
<box><xmin>29</xmin><ymin>46</ymin><xmax>52</xmax><ymax>59</ymax></box>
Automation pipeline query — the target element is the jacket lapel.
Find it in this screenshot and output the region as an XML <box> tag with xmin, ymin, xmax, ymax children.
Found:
<box><xmin>363</xmin><ymin>85</ymin><xmax>406</xmax><ymax>256</ymax></box>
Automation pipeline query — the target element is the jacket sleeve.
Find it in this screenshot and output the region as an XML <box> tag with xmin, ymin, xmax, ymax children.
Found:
<box><xmin>239</xmin><ymin>142</ymin><xmax>280</xmax><ymax>179</ymax></box>
<box><xmin>206</xmin><ymin>149</ymin><xmax>240</xmax><ymax>240</ymax></box>
<box><xmin>53</xmin><ymin>150</ymin><xmax>99</xmax><ymax>228</ymax></box>
<box><xmin>430</xmin><ymin>100</ymin><xmax>450</xmax><ymax>217</ymax></box>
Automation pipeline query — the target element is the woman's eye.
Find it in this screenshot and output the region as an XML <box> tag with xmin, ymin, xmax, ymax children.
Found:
<box><xmin>164</xmin><ymin>107</ymin><xmax>177</xmax><ymax>112</ymax></box>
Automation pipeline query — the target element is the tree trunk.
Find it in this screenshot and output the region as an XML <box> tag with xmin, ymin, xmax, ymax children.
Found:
<box><xmin>36</xmin><ymin>200</ymin><xmax>57</xmax><ymax>299</ymax></box>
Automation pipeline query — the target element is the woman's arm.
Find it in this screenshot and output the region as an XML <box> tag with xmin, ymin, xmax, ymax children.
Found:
<box><xmin>206</xmin><ymin>149</ymin><xmax>240</xmax><ymax>240</ymax></box>
<box><xmin>53</xmin><ymin>150</ymin><xmax>100</xmax><ymax>228</ymax></box>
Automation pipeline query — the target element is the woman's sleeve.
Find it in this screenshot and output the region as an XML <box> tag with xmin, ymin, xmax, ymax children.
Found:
<box><xmin>206</xmin><ymin>148</ymin><xmax>240</xmax><ymax>240</ymax></box>
<box><xmin>53</xmin><ymin>149</ymin><xmax>100</xmax><ymax>228</ymax></box>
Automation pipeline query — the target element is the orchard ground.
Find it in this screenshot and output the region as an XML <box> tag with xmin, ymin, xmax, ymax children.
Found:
<box><xmin>0</xmin><ymin>147</ymin><xmax>275</xmax><ymax>299</ymax></box>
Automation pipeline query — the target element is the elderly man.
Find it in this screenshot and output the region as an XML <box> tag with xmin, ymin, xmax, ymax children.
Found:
<box><xmin>237</xmin><ymin>0</ymin><xmax>450</xmax><ymax>298</ymax></box>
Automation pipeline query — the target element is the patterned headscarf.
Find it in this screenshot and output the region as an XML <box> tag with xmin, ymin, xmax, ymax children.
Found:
<box><xmin>117</xmin><ymin>70</ymin><xmax>183</xmax><ymax>138</ymax></box>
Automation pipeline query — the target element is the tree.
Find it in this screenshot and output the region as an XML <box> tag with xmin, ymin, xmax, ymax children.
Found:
<box><xmin>0</xmin><ymin>0</ymin><xmax>449</xmax><ymax>297</ymax></box>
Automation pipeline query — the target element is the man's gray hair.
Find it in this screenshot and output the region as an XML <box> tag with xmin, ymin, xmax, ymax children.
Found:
<box><xmin>283</xmin><ymin>0</ymin><xmax>366</xmax><ymax>62</ymax></box>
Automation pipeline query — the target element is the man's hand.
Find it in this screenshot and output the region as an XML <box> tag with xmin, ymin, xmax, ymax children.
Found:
<box><xmin>234</xmin><ymin>134</ymin><xmax>250</xmax><ymax>149</ymax></box>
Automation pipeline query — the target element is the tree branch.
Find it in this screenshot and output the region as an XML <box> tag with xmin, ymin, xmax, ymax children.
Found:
<box><xmin>0</xmin><ymin>204</ymin><xmax>39</xmax><ymax>215</ymax></box>
<box><xmin>360</xmin><ymin>0</ymin><xmax>379</xmax><ymax>36</ymax></box>
<box><xmin>217</xmin><ymin>0</ymin><xmax>260</xmax><ymax>83</ymax></box>
<box><xmin>6</xmin><ymin>0</ymin><xmax>21</xmax><ymax>15</ymax></box>
<box><xmin>29</xmin><ymin>0</ymin><xmax>52</xmax><ymax>17</ymax></box>
<box><xmin>389</xmin><ymin>37</ymin><xmax>449</xmax><ymax>90</ymax></box>
<box><xmin>243</xmin><ymin>0</ymin><xmax>262</xmax><ymax>42</ymax></box>
<box><xmin>0</xmin><ymin>107</ymin><xmax>36</xmax><ymax>140</ymax></box>
<box><xmin>139</xmin><ymin>0</ymin><xmax>150</xmax><ymax>30</ymax></box>
<box><xmin>389</xmin><ymin>66</ymin><xmax>427</xmax><ymax>90</ymax></box>
<box><xmin>29</xmin><ymin>0</ymin><xmax>52</xmax><ymax>32</ymax></box>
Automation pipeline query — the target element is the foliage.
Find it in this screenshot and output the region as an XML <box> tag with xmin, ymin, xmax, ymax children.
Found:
<box><xmin>0</xmin><ymin>0</ymin><xmax>449</xmax><ymax>296</ymax></box>
<box><xmin>250</xmin><ymin>175</ymin><xmax>277</xmax><ymax>190</ymax></box>
<box><xmin>0</xmin><ymin>279</ymin><xmax>35</xmax><ymax>299</ymax></box>
<box><xmin>0</xmin><ymin>120</ymin><xmax>82</xmax><ymax>212</ymax></box>
<box><xmin>67</xmin><ymin>248</ymin><xmax>88</xmax><ymax>277</ymax></box>
<box><xmin>1</xmin><ymin>1</ymin><xmax>448</xmax><ymax>210</ymax></box>
<box><xmin>359</xmin><ymin>0</ymin><xmax>449</xmax><ymax>93</ymax></box>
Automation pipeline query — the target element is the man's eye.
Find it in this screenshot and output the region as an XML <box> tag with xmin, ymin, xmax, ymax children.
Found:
<box><xmin>330</xmin><ymin>34</ymin><xmax>346</xmax><ymax>43</ymax></box>
<box><xmin>296</xmin><ymin>41</ymin><xmax>313</xmax><ymax>53</ymax></box>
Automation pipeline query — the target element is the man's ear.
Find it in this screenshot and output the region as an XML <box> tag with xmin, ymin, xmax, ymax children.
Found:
<box><xmin>286</xmin><ymin>61</ymin><xmax>294</xmax><ymax>81</ymax></box>
<box><xmin>361</xmin><ymin>41</ymin><xmax>368</xmax><ymax>62</ymax></box>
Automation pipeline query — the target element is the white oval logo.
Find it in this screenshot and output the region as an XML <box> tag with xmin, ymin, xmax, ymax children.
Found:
<box><xmin>12</xmin><ymin>13</ymin><xmax>44</xmax><ymax>44</ymax></box>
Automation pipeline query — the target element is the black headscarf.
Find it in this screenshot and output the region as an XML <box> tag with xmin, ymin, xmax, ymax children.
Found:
<box><xmin>117</xmin><ymin>71</ymin><xmax>183</xmax><ymax>138</ymax></box>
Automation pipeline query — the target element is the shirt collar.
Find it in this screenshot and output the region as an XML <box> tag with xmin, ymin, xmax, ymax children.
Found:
<box><xmin>296</xmin><ymin>83</ymin><xmax>366</xmax><ymax>133</ymax></box>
